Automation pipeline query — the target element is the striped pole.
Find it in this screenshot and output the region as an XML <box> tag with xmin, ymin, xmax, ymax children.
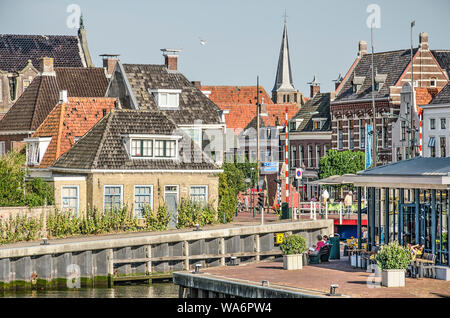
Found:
<box><xmin>285</xmin><ymin>106</ymin><xmax>289</xmax><ymax>206</ymax></box>
<box><xmin>418</xmin><ymin>107</ymin><xmax>423</xmax><ymax>155</ymax></box>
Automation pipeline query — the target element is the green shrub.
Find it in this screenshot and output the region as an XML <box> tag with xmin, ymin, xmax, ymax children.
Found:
<box><xmin>280</xmin><ymin>234</ymin><xmax>307</xmax><ymax>255</ymax></box>
<box><xmin>143</xmin><ymin>204</ymin><xmax>170</xmax><ymax>231</ymax></box>
<box><xmin>218</xmin><ymin>173</ymin><xmax>237</xmax><ymax>223</ymax></box>
<box><xmin>177</xmin><ymin>199</ymin><xmax>218</xmax><ymax>228</ymax></box>
<box><xmin>374</xmin><ymin>241</ymin><xmax>412</xmax><ymax>270</ymax></box>
<box><xmin>25</xmin><ymin>178</ymin><xmax>54</xmax><ymax>207</ymax></box>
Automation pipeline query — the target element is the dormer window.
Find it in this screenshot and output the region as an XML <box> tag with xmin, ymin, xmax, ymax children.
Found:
<box><xmin>131</xmin><ymin>139</ymin><xmax>153</xmax><ymax>157</ymax></box>
<box><xmin>24</xmin><ymin>137</ymin><xmax>52</xmax><ymax>165</ymax></box>
<box><xmin>124</xmin><ymin>134</ymin><xmax>180</xmax><ymax>159</ymax></box>
<box><xmin>149</xmin><ymin>89</ymin><xmax>182</xmax><ymax>108</ymax></box>
<box><xmin>352</xmin><ymin>76</ymin><xmax>365</xmax><ymax>93</ymax></box>
<box><xmin>375</xmin><ymin>74</ymin><xmax>387</xmax><ymax>92</ymax></box>
<box><xmin>430</xmin><ymin>78</ymin><xmax>437</xmax><ymax>87</ymax></box>
<box><xmin>312</xmin><ymin>118</ymin><xmax>327</xmax><ymax>130</ymax></box>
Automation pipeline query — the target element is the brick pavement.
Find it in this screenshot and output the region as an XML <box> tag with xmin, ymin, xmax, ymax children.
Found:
<box><xmin>203</xmin><ymin>258</ymin><xmax>450</xmax><ymax>298</ymax></box>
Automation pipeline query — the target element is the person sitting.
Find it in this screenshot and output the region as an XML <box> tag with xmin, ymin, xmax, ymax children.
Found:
<box><xmin>409</xmin><ymin>244</ymin><xmax>424</xmax><ymax>260</ymax></box>
<box><xmin>308</xmin><ymin>235</ymin><xmax>324</xmax><ymax>256</ymax></box>
<box><xmin>323</xmin><ymin>235</ymin><xmax>330</xmax><ymax>245</ymax></box>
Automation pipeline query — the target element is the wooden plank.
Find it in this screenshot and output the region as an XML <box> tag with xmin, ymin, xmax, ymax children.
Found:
<box><xmin>113</xmin><ymin>258</ymin><xmax>151</xmax><ymax>264</ymax></box>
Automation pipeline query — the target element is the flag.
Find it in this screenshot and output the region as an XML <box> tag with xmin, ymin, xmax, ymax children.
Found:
<box><xmin>365</xmin><ymin>124</ymin><xmax>373</xmax><ymax>169</ymax></box>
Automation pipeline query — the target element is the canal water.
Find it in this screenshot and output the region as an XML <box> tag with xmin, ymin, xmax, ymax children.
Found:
<box><xmin>0</xmin><ymin>282</ymin><xmax>179</xmax><ymax>298</ymax></box>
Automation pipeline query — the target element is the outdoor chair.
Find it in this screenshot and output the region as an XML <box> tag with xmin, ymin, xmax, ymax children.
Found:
<box><xmin>422</xmin><ymin>253</ymin><xmax>436</xmax><ymax>278</ymax></box>
<box><xmin>309</xmin><ymin>244</ymin><xmax>332</xmax><ymax>264</ymax></box>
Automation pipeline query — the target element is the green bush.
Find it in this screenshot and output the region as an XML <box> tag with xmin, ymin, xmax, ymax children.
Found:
<box><xmin>143</xmin><ymin>204</ymin><xmax>170</xmax><ymax>231</ymax></box>
<box><xmin>374</xmin><ymin>241</ymin><xmax>412</xmax><ymax>270</ymax></box>
<box><xmin>218</xmin><ymin>173</ymin><xmax>237</xmax><ymax>223</ymax></box>
<box><xmin>280</xmin><ymin>234</ymin><xmax>307</xmax><ymax>255</ymax></box>
<box><xmin>177</xmin><ymin>199</ymin><xmax>217</xmax><ymax>228</ymax></box>
<box><xmin>0</xmin><ymin>214</ymin><xmax>44</xmax><ymax>244</ymax></box>
<box><xmin>0</xmin><ymin>152</ymin><xmax>54</xmax><ymax>207</ymax></box>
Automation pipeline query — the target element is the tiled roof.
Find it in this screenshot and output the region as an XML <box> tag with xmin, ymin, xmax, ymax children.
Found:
<box><xmin>429</xmin><ymin>82</ymin><xmax>450</xmax><ymax>105</ymax></box>
<box><xmin>415</xmin><ymin>87</ymin><xmax>441</xmax><ymax>106</ymax></box>
<box><xmin>291</xmin><ymin>93</ymin><xmax>331</xmax><ymax>132</ymax></box>
<box><xmin>335</xmin><ymin>49</ymin><xmax>417</xmax><ymax>102</ymax></box>
<box><xmin>31</xmin><ymin>97</ymin><xmax>116</xmax><ymax>168</ymax></box>
<box><xmin>52</xmin><ymin>109</ymin><xmax>220</xmax><ymax>171</ymax></box>
<box><xmin>0</xmin><ymin>34</ymin><xmax>84</xmax><ymax>72</ymax></box>
<box><xmin>201</xmin><ymin>86</ymin><xmax>273</xmax><ymax>106</ymax></box>
<box><xmin>229</xmin><ymin>103</ymin><xmax>299</xmax><ymax>134</ymax></box>
<box><xmin>0</xmin><ymin>67</ymin><xmax>108</xmax><ymax>132</ymax></box>
<box><xmin>121</xmin><ymin>64</ymin><xmax>222</xmax><ymax>125</ymax></box>
<box><xmin>431</xmin><ymin>50</ymin><xmax>450</xmax><ymax>74</ymax></box>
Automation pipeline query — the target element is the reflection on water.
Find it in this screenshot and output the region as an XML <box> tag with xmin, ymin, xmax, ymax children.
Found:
<box><xmin>0</xmin><ymin>282</ymin><xmax>179</xmax><ymax>298</ymax></box>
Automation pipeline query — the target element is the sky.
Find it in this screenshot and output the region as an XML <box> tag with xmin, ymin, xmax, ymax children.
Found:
<box><xmin>1</xmin><ymin>0</ymin><xmax>449</xmax><ymax>96</ymax></box>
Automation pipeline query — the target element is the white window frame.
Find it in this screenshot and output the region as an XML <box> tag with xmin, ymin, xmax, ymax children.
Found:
<box><xmin>124</xmin><ymin>134</ymin><xmax>180</xmax><ymax>160</ymax></box>
<box><xmin>61</xmin><ymin>185</ymin><xmax>79</xmax><ymax>217</ymax></box>
<box><xmin>104</xmin><ymin>185</ymin><xmax>123</xmax><ymax>212</ymax></box>
<box><xmin>24</xmin><ymin>137</ymin><xmax>51</xmax><ymax>165</ymax></box>
<box><xmin>134</xmin><ymin>185</ymin><xmax>153</xmax><ymax>218</ymax></box>
<box><xmin>0</xmin><ymin>141</ymin><xmax>5</xmax><ymax>156</ymax></box>
<box><xmin>189</xmin><ymin>185</ymin><xmax>208</xmax><ymax>205</ymax></box>
<box><xmin>315</xmin><ymin>145</ymin><xmax>321</xmax><ymax>168</ymax></box>
<box><xmin>149</xmin><ymin>89</ymin><xmax>182</xmax><ymax>108</ymax></box>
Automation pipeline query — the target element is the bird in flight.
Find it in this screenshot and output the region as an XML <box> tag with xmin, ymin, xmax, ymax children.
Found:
<box><xmin>199</xmin><ymin>37</ymin><xmax>207</xmax><ymax>46</ymax></box>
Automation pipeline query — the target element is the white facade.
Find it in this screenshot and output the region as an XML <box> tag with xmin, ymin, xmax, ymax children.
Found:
<box><xmin>391</xmin><ymin>83</ymin><xmax>420</xmax><ymax>162</ymax></box>
<box><xmin>422</xmin><ymin>103</ymin><xmax>450</xmax><ymax>158</ymax></box>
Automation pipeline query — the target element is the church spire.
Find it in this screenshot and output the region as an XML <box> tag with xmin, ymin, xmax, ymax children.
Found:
<box><xmin>272</xmin><ymin>17</ymin><xmax>295</xmax><ymax>94</ymax></box>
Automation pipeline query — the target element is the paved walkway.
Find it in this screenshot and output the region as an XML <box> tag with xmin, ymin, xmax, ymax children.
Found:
<box><xmin>203</xmin><ymin>258</ymin><xmax>450</xmax><ymax>298</ymax></box>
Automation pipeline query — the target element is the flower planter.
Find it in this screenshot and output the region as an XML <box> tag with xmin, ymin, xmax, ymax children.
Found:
<box><xmin>283</xmin><ymin>254</ymin><xmax>303</xmax><ymax>270</ymax></box>
<box><xmin>381</xmin><ymin>269</ymin><xmax>405</xmax><ymax>287</ymax></box>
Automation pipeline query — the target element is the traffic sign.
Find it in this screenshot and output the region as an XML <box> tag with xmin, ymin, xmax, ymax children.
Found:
<box><xmin>295</xmin><ymin>168</ymin><xmax>303</xmax><ymax>179</ymax></box>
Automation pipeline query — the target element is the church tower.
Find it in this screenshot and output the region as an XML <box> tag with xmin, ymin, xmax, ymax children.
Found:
<box><xmin>271</xmin><ymin>17</ymin><xmax>304</xmax><ymax>106</ymax></box>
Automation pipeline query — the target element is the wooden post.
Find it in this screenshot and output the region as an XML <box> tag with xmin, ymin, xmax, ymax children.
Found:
<box><xmin>183</xmin><ymin>241</ymin><xmax>189</xmax><ymax>271</ymax></box>
<box><xmin>107</xmin><ymin>248</ymin><xmax>114</xmax><ymax>287</ymax></box>
<box><xmin>357</xmin><ymin>187</ymin><xmax>362</xmax><ymax>249</ymax></box>
<box><xmin>220</xmin><ymin>237</ymin><xmax>226</xmax><ymax>266</ymax></box>
<box><xmin>385</xmin><ymin>188</ymin><xmax>390</xmax><ymax>245</ymax></box>
<box><xmin>254</xmin><ymin>234</ymin><xmax>260</xmax><ymax>262</ymax></box>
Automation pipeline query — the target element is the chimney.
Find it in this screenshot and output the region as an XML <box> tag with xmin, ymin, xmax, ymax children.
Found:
<box><xmin>40</xmin><ymin>57</ymin><xmax>55</xmax><ymax>75</ymax></box>
<box><xmin>419</xmin><ymin>32</ymin><xmax>429</xmax><ymax>50</ymax></box>
<box><xmin>191</xmin><ymin>81</ymin><xmax>201</xmax><ymax>89</ymax></box>
<box><xmin>59</xmin><ymin>90</ymin><xmax>68</xmax><ymax>103</ymax></box>
<box><xmin>308</xmin><ymin>75</ymin><xmax>320</xmax><ymax>98</ymax></box>
<box><xmin>100</xmin><ymin>54</ymin><xmax>120</xmax><ymax>78</ymax></box>
<box><xmin>358</xmin><ymin>40</ymin><xmax>367</xmax><ymax>57</ymax></box>
<box><xmin>161</xmin><ymin>48</ymin><xmax>182</xmax><ymax>72</ymax></box>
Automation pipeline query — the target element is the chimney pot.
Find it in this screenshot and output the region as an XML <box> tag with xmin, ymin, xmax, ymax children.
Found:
<box><xmin>358</xmin><ymin>41</ymin><xmax>367</xmax><ymax>57</ymax></box>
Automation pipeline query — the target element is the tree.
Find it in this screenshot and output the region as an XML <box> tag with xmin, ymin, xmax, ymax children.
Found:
<box><xmin>319</xmin><ymin>149</ymin><xmax>365</xmax><ymax>180</ymax></box>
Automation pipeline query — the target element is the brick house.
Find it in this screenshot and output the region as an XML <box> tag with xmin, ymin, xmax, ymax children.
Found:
<box><xmin>48</xmin><ymin>110</ymin><xmax>221</xmax><ymax>227</ymax></box>
<box><xmin>0</xmin><ymin>57</ymin><xmax>109</xmax><ymax>154</ymax></box>
<box><xmin>282</xmin><ymin>88</ymin><xmax>333</xmax><ymax>200</ymax></box>
<box><xmin>331</xmin><ymin>33</ymin><xmax>450</xmax><ymax>165</ymax></box>
<box><xmin>0</xmin><ymin>21</ymin><xmax>93</xmax><ymax>119</ymax></box>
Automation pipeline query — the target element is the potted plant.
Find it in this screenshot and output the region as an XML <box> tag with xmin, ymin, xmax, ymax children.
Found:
<box><xmin>374</xmin><ymin>242</ymin><xmax>412</xmax><ymax>287</ymax></box>
<box><xmin>280</xmin><ymin>234</ymin><xmax>307</xmax><ymax>270</ymax></box>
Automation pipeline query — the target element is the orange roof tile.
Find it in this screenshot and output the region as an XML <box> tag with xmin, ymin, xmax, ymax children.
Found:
<box><xmin>31</xmin><ymin>97</ymin><xmax>116</xmax><ymax>168</ymax></box>
<box><xmin>201</xmin><ymin>85</ymin><xmax>273</xmax><ymax>107</ymax></box>
<box><xmin>222</xmin><ymin>103</ymin><xmax>299</xmax><ymax>134</ymax></box>
<box><xmin>415</xmin><ymin>87</ymin><xmax>442</xmax><ymax>106</ymax></box>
